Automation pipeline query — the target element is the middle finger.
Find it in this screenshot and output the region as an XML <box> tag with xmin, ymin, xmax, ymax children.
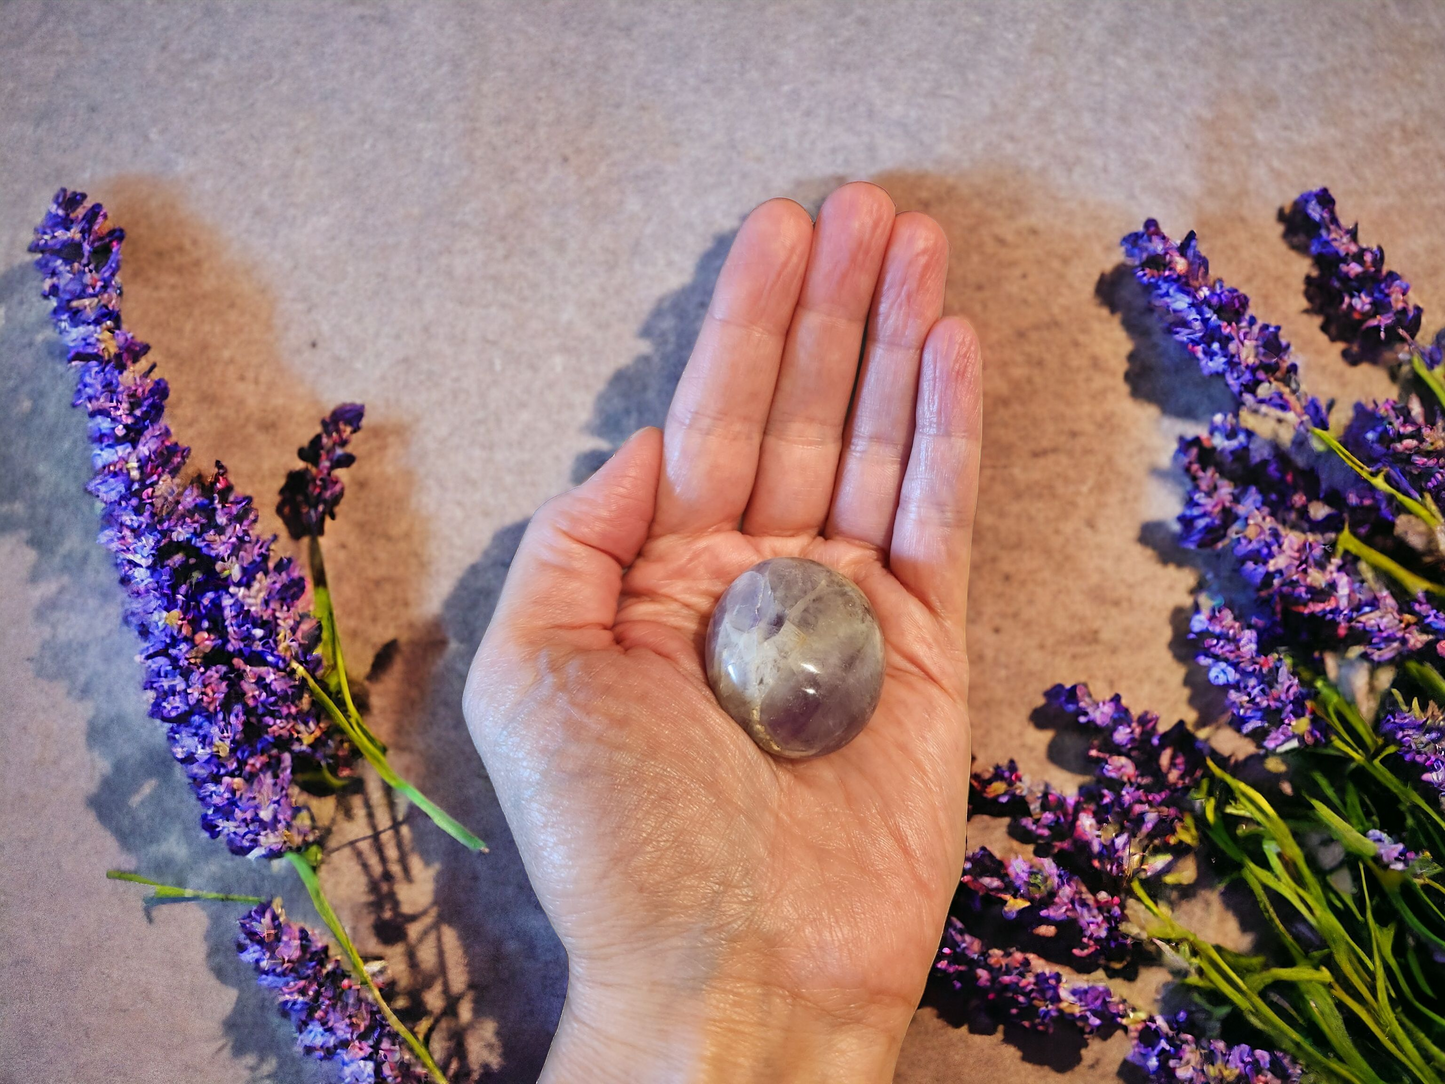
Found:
<box><xmin>742</xmin><ymin>182</ymin><xmax>896</xmax><ymax>537</ymax></box>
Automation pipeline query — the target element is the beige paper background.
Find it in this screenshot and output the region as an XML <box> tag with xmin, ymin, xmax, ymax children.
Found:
<box><xmin>3</xmin><ymin>3</ymin><xmax>1444</xmax><ymax>1081</ymax></box>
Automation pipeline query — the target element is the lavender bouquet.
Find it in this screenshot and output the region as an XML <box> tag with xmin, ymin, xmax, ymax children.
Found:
<box><xmin>935</xmin><ymin>190</ymin><xmax>1445</xmax><ymax>1084</ymax></box>
<box><xmin>31</xmin><ymin>189</ymin><xmax>484</xmax><ymax>1084</ymax></box>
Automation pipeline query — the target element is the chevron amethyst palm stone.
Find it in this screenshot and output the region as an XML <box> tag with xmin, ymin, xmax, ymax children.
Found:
<box><xmin>705</xmin><ymin>557</ymin><xmax>885</xmax><ymax>758</ymax></box>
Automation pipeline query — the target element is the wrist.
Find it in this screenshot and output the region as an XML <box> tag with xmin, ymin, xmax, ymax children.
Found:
<box><xmin>540</xmin><ymin>966</ymin><xmax>912</xmax><ymax>1084</ymax></box>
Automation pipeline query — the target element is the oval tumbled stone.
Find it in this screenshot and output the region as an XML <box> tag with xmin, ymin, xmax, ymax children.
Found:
<box><xmin>705</xmin><ymin>557</ymin><xmax>885</xmax><ymax>759</ymax></box>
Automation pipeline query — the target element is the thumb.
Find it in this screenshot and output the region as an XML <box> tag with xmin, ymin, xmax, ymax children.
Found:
<box><xmin>489</xmin><ymin>426</ymin><xmax>663</xmax><ymax>641</ymax></box>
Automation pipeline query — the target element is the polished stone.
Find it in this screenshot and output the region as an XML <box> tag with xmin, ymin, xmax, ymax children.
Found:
<box><xmin>705</xmin><ymin>557</ymin><xmax>886</xmax><ymax>758</ymax></box>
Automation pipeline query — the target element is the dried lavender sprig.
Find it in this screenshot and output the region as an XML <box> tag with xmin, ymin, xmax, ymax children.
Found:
<box><xmin>1126</xmin><ymin>217</ymin><xmax>1445</xmax><ymax>534</ymax></box>
<box><xmin>29</xmin><ymin>190</ymin><xmax>340</xmax><ymax>858</ymax></box>
<box><xmin>277</xmin><ymin>408</ymin><xmax>485</xmax><ymax>853</ymax></box>
<box><xmin>958</xmin><ymin>848</ymin><xmax>1133</xmax><ymax>967</ymax></box>
<box><xmin>278</xmin><ymin>404</ymin><xmax>365</xmax><ymax>540</ymax></box>
<box><xmin>1130</xmin><ymin>1012</ymin><xmax>1301</xmax><ymax>1084</ymax></box>
<box><xmin>1189</xmin><ymin>605</ymin><xmax>1323</xmax><ymax>752</ymax></box>
<box><xmin>1123</xmin><ymin>219</ymin><xmax>1324</xmax><ymax>424</ymax></box>
<box><xmin>1038</xmin><ymin>683</ymin><xmax>1207</xmax><ymax>879</ymax></box>
<box><xmin>1379</xmin><ymin>700</ymin><xmax>1445</xmax><ymax>811</ymax></box>
<box><xmin>1280</xmin><ymin>188</ymin><xmax>1427</xmax><ymax>369</ymax></box>
<box><xmin>970</xmin><ymin>692</ymin><xmax>1204</xmax><ymax>893</ymax></box>
<box><xmin>281</xmin><ymin>852</ymin><xmax>447</xmax><ymax>1083</ymax></box>
<box><xmin>932</xmin><ymin>919</ymin><xmax>1131</xmax><ymax>1035</ymax></box>
<box><xmin>238</xmin><ymin>894</ymin><xmax>434</xmax><ymax>1084</ymax></box>
<box><xmin>1176</xmin><ymin>419</ymin><xmax>1443</xmax><ymax>671</ymax></box>
<box><xmin>933</xmin><ymin>922</ymin><xmax>1299</xmax><ymax>1081</ymax></box>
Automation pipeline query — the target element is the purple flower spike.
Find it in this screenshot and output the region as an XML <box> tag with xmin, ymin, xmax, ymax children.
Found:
<box><xmin>933</xmin><ymin>919</ymin><xmax>1130</xmax><ymax>1036</ymax></box>
<box><xmin>1379</xmin><ymin>701</ymin><xmax>1445</xmax><ymax>809</ymax></box>
<box><xmin>278</xmin><ymin>403</ymin><xmax>366</xmax><ymax>539</ymax></box>
<box><xmin>1365</xmin><ymin>829</ymin><xmax>1420</xmax><ymax>871</ymax></box>
<box><xmin>237</xmin><ymin>901</ymin><xmax>428</xmax><ymax>1083</ymax></box>
<box><xmin>960</xmin><ymin>849</ymin><xmax>1132</xmax><ymax>967</ymax></box>
<box><xmin>1010</xmin><ymin>685</ymin><xmax>1208</xmax><ymax>883</ymax></box>
<box><xmin>1281</xmin><ymin>188</ymin><xmax>1425</xmax><ymax>367</ymax></box>
<box><xmin>1128</xmin><ymin>1012</ymin><xmax>1300</xmax><ymax>1084</ymax></box>
<box><xmin>1189</xmin><ymin>605</ymin><xmax>1324</xmax><ymax>751</ymax></box>
<box><xmin>1123</xmin><ymin>220</ymin><xmax>1324</xmax><ymax>424</ymax></box>
<box><xmin>1342</xmin><ymin>397</ymin><xmax>1445</xmax><ymax>513</ymax></box>
<box><xmin>29</xmin><ymin>189</ymin><xmax>341</xmax><ymax>857</ymax></box>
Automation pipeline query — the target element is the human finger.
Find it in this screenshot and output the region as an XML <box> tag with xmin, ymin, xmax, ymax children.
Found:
<box><xmin>653</xmin><ymin>199</ymin><xmax>814</xmax><ymax>536</ymax></box>
<box><xmin>482</xmin><ymin>426</ymin><xmax>663</xmax><ymax>643</ymax></box>
<box><xmin>742</xmin><ymin>182</ymin><xmax>895</xmax><ymax>537</ymax></box>
<box><xmin>825</xmin><ymin>212</ymin><xmax>948</xmax><ymax>549</ymax></box>
<box><xmin>888</xmin><ymin>318</ymin><xmax>983</xmax><ymax>624</ymax></box>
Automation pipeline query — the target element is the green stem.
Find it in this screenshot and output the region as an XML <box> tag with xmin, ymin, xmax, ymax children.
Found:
<box><xmin>1332</xmin><ymin>737</ymin><xmax>1445</xmax><ymax>839</ymax></box>
<box><xmin>1310</xmin><ymin>672</ymin><xmax>1381</xmax><ymax>754</ymax></box>
<box><xmin>1413</xmin><ymin>348</ymin><xmax>1445</xmax><ymax>412</ymax></box>
<box><xmin>293</xmin><ymin>763</ymin><xmax>356</xmax><ymax>794</ymax></box>
<box><xmin>285</xmin><ymin>852</ymin><xmax>448</xmax><ymax>1084</ymax></box>
<box><xmin>1337</xmin><ymin>526</ymin><xmax>1445</xmax><ymax>599</ymax></box>
<box><xmin>307</xmin><ymin>536</ymin><xmax>386</xmax><ymax>754</ymax></box>
<box><xmin>1362</xmin><ymin>886</ymin><xmax>1445</xmax><ymax>1083</ymax></box>
<box><xmin>1312</xmin><ymin>428</ymin><xmax>1441</xmax><ymax>528</ymax></box>
<box><xmin>1406</xmin><ymin>660</ymin><xmax>1445</xmax><ymax>706</ymax></box>
<box><xmin>106</xmin><ymin>870</ymin><xmax>263</xmax><ymax>904</ymax></box>
<box><xmin>1133</xmin><ymin>884</ymin><xmax>1372</xmax><ymax>1084</ymax></box>
<box><xmin>296</xmin><ymin>664</ymin><xmax>486</xmax><ymax>853</ymax></box>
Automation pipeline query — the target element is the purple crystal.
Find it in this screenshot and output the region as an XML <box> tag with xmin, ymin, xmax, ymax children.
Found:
<box><xmin>705</xmin><ymin>558</ymin><xmax>885</xmax><ymax>758</ymax></box>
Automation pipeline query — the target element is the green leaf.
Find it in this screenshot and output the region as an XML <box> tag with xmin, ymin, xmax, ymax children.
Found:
<box><xmin>296</xmin><ymin>665</ymin><xmax>487</xmax><ymax>853</ymax></box>
<box><xmin>1408</xmin><ymin>944</ymin><xmax>1439</xmax><ymax>998</ymax></box>
<box><xmin>1378</xmin><ymin>928</ymin><xmax>1445</xmax><ymax>1047</ymax></box>
<box><xmin>1244</xmin><ymin>966</ymin><xmax>1335</xmax><ymax>992</ymax></box>
<box><xmin>1310</xmin><ymin>798</ymin><xmax>1380</xmax><ymax>859</ymax></box>
<box><xmin>1216</xmin><ymin>946</ymin><xmax>1269</xmax><ymax>974</ymax></box>
<box><xmin>1311</xmin><ymin>769</ymin><xmax>1345</xmax><ymax>810</ymax></box>
<box><xmin>106</xmin><ymin>869</ymin><xmax>263</xmax><ymax>904</ymax></box>
<box><xmin>1299</xmin><ymin>982</ymin><xmax>1390</xmax><ymax>1084</ymax></box>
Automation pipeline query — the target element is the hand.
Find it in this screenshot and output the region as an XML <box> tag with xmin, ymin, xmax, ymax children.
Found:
<box><xmin>464</xmin><ymin>182</ymin><xmax>982</xmax><ymax>1083</ymax></box>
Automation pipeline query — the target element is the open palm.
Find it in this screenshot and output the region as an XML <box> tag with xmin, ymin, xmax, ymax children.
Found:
<box><xmin>465</xmin><ymin>183</ymin><xmax>982</xmax><ymax>1082</ymax></box>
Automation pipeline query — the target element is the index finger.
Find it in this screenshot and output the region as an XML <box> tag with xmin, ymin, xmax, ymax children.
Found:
<box><xmin>653</xmin><ymin>198</ymin><xmax>814</xmax><ymax>536</ymax></box>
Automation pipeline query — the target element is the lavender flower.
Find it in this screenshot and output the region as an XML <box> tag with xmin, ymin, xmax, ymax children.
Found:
<box><xmin>1041</xmin><ymin>684</ymin><xmax>1207</xmax><ymax>873</ymax></box>
<box><xmin>1177</xmin><ymin>415</ymin><xmax>1269</xmax><ymax>549</ymax></box>
<box><xmin>30</xmin><ymin>190</ymin><xmax>341</xmax><ymax>857</ymax></box>
<box><xmin>933</xmin><ymin>919</ymin><xmax>1130</xmax><ymax>1036</ymax></box>
<box><xmin>1379</xmin><ymin>700</ymin><xmax>1445</xmax><ymax>808</ymax></box>
<box><xmin>959</xmin><ymin>849</ymin><xmax>1132</xmax><ymax>967</ymax></box>
<box><xmin>237</xmin><ymin>901</ymin><xmax>427</xmax><ymax>1084</ymax></box>
<box><xmin>1365</xmin><ymin>829</ymin><xmax>1419</xmax><ymax>871</ymax></box>
<box><xmin>1188</xmin><ymin>605</ymin><xmax>1323</xmax><ymax>750</ymax></box>
<box><xmin>278</xmin><ymin>404</ymin><xmax>365</xmax><ymax>539</ymax></box>
<box><xmin>1343</xmin><ymin>397</ymin><xmax>1445</xmax><ymax>512</ymax></box>
<box><xmin>1173</xmin><ymin>412</ymin><xmax>1379</xmax><ymax>549</ymax></box>
<box><xmin>1123</xmin><ymin>219</ymin><xmax>1324</xmax><ymax>423</ymax></box>
<box><xmin>970</xmin><ymin>759</ymin><xmax>1028</xmax><ymax>808</ymax></box>
<box><xmin>1128</xmin><ymin>1012</ymin><xmax>1300</xmax><ymax>1084</ymax></box>
<box><xmin>1280</xmin><ymin>188</ymin><xmax>1425</xmax><ymax>367</ymax></box>
<box><xmin>1179</xmin><ymin>464</ymin><xmax>1434</xmax><ymax>666</ymax></box>
<box><xmin>936</xmin><ymin>892</ymin><xmax>1300</xmax><ymax>1082</ymax></box>
<box><xmin>969</xmin><ymin>686</ymin><xmax>1205</xmax><ymax>922</ymax></box>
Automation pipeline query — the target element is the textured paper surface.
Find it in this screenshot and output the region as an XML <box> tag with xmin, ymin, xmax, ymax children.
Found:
<box><xmin>3</xmin><ymin>3</ymin><xmax>1445</xmax><ymax>1081</ymax></box>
